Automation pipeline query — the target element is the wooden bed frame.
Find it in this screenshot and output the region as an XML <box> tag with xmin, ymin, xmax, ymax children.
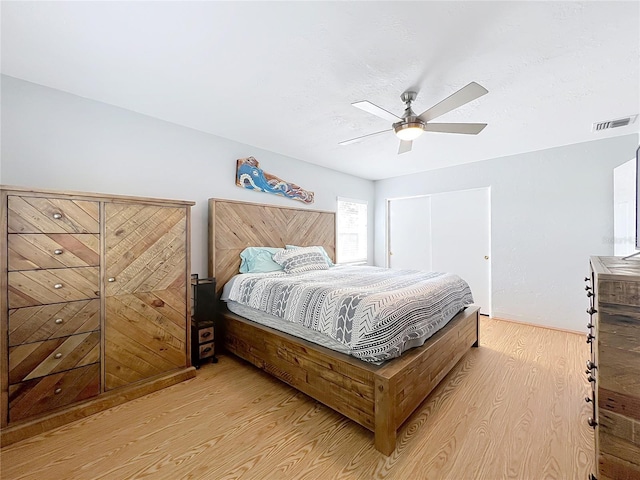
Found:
<box><xmin>208</xmin><ymin>198</ymin><xmax>479</xmax><ymax>455</ymax></box>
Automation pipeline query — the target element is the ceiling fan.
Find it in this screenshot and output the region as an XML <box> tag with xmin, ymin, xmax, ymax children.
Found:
<box><xmin>340</xmin><ymin>82</ymin><xmax>488</xmax><ymax>155</ymax></box>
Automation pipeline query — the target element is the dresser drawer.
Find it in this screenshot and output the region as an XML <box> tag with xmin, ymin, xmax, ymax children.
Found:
<box><xmin>8</xmin><ymin>267</ymin><xmax>100</xmax><ymax>308</ymax></box>
<box><xmin>197</xmin><ymin>327</ymin><xmax>214</xmax><ymax>343</ymax></box>
<box><xmin>8</xmin><ymin>234</ymin><xmax>100</xmax><ymax>271</ymax></box>
<box><xmin>9</xmin><ymin>331</ymin><xmax>100</xmax><ymax>384</ymax></box>
<box><xmin>198</xmin><ymin>343</ymin><xmax>215</xmax><ymax>360</ymax></box>
<box><xmin>9</xmin><ymin>363</ymin><xmax>100</xmax><ymax>422</ymax></box>
<box><xmin>9</xmin><ymin>299</ymin><xmax>100</xmax><ymax>346</ymax></box>
<box><xmin>8</xmin><ymin>196</ymin><xmax>99</xmax><ymax>234</ymax></box>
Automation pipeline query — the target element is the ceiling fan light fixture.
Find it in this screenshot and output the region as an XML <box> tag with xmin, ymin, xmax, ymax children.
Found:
<box><xmin>394</xmin><ymin>121</ymin><xmax>425</xmax><ymax>141</ymax></box>
<box><xmin>341</xmin><ymin>82</ymin><xmax>488</xmax><ymax>154</ymax></box>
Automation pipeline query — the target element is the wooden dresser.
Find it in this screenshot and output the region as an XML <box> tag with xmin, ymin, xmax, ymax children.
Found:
<box><xmin>587</xmin><ymin>256</ymin><xmax>640</xmax><ymax>480</ymax></box>
<box><xmin>1</xmin><ymin>186</ymin><xmax>196</xmax><ymax>445</ymax></box>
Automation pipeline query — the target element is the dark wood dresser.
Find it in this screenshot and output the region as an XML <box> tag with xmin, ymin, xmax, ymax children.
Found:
<box><xmin>587</xmin><ymin>256</ymin><xmax>640</xmax><ymax>480</ymax></box>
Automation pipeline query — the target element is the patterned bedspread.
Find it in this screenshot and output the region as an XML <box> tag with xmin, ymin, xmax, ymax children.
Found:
<box><xmin>224</xmin><ymin>265</ymin><xmax>474</xmax><ymax>363</ymax></box>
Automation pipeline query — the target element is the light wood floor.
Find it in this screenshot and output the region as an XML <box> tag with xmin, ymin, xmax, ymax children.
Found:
<box><xmin>0</xmin><ymin>317</ymin><xmax>594</xmax><ymax>480</ymax></box>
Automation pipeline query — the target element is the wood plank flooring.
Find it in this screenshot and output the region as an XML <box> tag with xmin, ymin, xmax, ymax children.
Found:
<box><xmin>0</xmin><ymin>317</ymin><xmax>594</xmax><ymax>479</ymax></box>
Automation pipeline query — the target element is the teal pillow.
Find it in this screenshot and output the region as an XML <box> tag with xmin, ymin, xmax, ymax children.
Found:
<box><xmin>285</xmin><ymin>245</ymin><xmax>334</xmax><ymax>266</ymax></box>
<box><xmin>239</xmin><ymin>247</ymin><xmax>284</xmax><ymax>273</ymax></box>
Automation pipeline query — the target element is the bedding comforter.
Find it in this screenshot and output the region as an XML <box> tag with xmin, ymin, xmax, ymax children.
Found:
<box><xmin>223</xmin><ymin>265</ymin><xmax>474</xmax><ymax>363</ymax></box>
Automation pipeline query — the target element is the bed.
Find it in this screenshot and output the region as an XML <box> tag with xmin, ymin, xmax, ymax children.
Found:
<box><xmin>208</xmin><ymin>198</ymin><xmax>479</xmax><ymax>455</ymax></box>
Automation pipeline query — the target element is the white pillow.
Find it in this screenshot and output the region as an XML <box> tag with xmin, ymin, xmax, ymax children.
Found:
<box><xmin>285</xmin><ymin>244</ymin><xmax>334</xmax><ymax>266</ymax></box>
<box><xmin>273</xmin><ymin>247</ymin><xmax>330</xmax><ymax>274</ymax></box>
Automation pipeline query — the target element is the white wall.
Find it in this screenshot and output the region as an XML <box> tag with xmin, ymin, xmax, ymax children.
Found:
<box><xmin>375</xmin><ymin>134</ymin><xmax>639</xmax><ymax>332</ymax></box>
<box><xmin>3</xmin><ymin>75</ymin><xmax>637</xmax><ymax>332</ymax></box>
<box><xmin>613</xmin><ymin>158</ymin><xmax>637</xmax><ymax>256</ymax></box>
<box><xmin>0</xmin><ymin>75</ymin><xmax>375</xmax><ymax>276</ymax></box>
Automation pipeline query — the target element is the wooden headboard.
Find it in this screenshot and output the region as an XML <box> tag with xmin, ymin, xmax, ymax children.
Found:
<box><xmin>208</xmin><ymin>198</ymin><xmax>336</xmax><ymax>293</ymax></box>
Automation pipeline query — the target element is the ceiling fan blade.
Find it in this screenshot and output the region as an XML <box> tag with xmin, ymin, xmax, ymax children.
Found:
<box><xmin>418</xmin><ymin>82</ymin><xmax>488</xmax><ymax>122</ymax></box>
<box><xmin>398</xmin><ymin>140</ymin><xmax>413</xmax><ymax>154</ymax></box>
<box><xmin>423</xmin><ymin>122</ymin><xmax>488</xmax><ymax>135</ymax></box>
<box><xmin>352</xmin><ymin>101</ymin><xmax>401</xmax><ymax>122</ymax></box>
<box><xmin>339</xmin><ymin>129</ymin><xmax>392</xmax><ymax>146</ymax></box>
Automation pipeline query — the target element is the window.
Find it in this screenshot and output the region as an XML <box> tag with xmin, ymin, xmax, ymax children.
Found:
<box><xmin>336</xmin><ymin>197</ymin><xmax>368</xmax><ymax>264</ymax></box>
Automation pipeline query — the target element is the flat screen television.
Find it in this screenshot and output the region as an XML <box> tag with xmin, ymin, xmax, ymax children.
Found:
<box><xmin>636</xmin><ymin>145</ymin><xmax>640</xmax><ymax>250</ymax></box>
<box><xmin>621</xmin><ymin>145</ymin><xmax>639</xmax><ymax>260</ymax></box>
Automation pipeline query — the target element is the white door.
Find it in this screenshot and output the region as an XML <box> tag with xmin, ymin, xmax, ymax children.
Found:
<box><xmin>387</xmin><ymin>188</ymin><xmax>491</xmax><ymax>315</ymax></box>
<box><xmin>388</xmin><ymin>196</ymin><xmax>432</xmax><ymax>271</ymax></box>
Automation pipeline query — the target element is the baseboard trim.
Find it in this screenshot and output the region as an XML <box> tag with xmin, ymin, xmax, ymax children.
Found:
<box><xmin>0</xmin><ymin>367</ymin><xmax>196</xmax><ymax>447</ymax></box>
<box><xmin>488</xmin><ymin>316</ymin><xmax>584</xmax><ymax>336</ymax></box>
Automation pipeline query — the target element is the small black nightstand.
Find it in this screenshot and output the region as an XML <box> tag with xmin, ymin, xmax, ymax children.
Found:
<box><xmin>191</xmin><ymin>275</ymin><xmax>218</xmax><ymax>368</ymax></box>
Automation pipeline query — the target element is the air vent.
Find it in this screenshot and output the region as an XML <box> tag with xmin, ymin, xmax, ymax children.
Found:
<box><xmin>593</xmin><ymin>115</ymin><xmax>638</xmax><ymax>132</ymax></box>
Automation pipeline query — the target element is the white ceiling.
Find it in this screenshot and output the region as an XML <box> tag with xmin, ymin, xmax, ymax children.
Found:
<box><xmin>2</xmin><ymin>1</ymin><xmax>639</xmax><ymax>181</ymax></box>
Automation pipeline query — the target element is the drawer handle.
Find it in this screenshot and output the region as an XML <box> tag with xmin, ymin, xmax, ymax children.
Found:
<box><xmin>54</xmin><ymin>388</ymin><xmax>62</xmax><ymax>395</ymax></box>
<box><xmin>108</xmin><ymin>277</ymin><xmax>116</xmax><ymax>283</ymax></box>
<box><xmin>53</xmin><ymin>213</ymin><xmax>63</xmax><ymax>220</ymax></box>
<box><xmin>53</xmin><ymin>249</ymin><xmax>64</xmax><ymax>255</ymax></box>
<box><xmin>586</xmin><ymin>322</ymin><xmax>593</xmax><ymax>329</ymax></box>
<box><xmin>586</xmin><ymin>291</ymin><xmax>594</xmax><ymax>298</ymax></box>
<box><xmin>587</xmin><ymin>417</ymin><xmax>597</xmax><ymax>428</ymax></box>
<box><xmin>586</xmin><ymin>307</ymin><xmax>597</xmax><ymax>315</ymax></box>
<box><xmin>54</xmin><ymin>283</ymin><xmax>64</xmax><ymax>289</ymax></box>
<box><xmin>202</xmin><ymin>347</ymin><xmax>212</xmax><ymax>354</ymax></box>
<box><xmin>585</xmin><ymin>285</ymin><xmax>592</xmax><ymax>291</ymax></box>
<box><xmin>586</xmin><ymin>360</ymin><xmax>596</xmax><ymax>370</ymax></box>
<box><xmin>586</xmin><ymin>334</ymin><xmax>595</xmax><ymax>344</ymax></box>
<box><xmin>585</xmin><ymin>396</ymin><xmax>593</xmax><ymax>403</ymax></box>
<box><xmin>587</xmin><ymin>375</ymin><xmax>596</xmax><ymax>383</ymax></box>
<box><xmin>54</xmin><ymin>353</ymin><xmax>63</xmax><ymax>359</ymax></box>
<box><xmin>55</xmin><ymin>318</ymin><xmax>64</xmax><ymax>325</ymax></box>
<box><xmin>201</xmin><ymin>331</ymin><xmax>212</xmax><ymax>338</ymax></box>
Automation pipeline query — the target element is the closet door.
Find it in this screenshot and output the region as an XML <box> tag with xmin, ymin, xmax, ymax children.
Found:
<box><xmin>104</xmin><ymin>203</ymin><xmax>188</xmax><ymax>390</ymax></box>
<box><xmin>388</xmin><ymin>196</ymin><xmax>432</xmax><ymax>271</ymax></box>
<box><xmin>387</xmin><ymin>188</ymin><xmax>491</xmax><ymax>315</ymax></box>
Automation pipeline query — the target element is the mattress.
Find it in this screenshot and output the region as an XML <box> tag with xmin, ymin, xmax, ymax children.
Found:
<box><xmin>222</xmin><ymin>265</ymin><xmax>474</xmax><ymax>363</ymax></box>
<box><xmin>225</xmin><ymin>300</ymin><xmax>354</xmax><ymax>356</ymax></box>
